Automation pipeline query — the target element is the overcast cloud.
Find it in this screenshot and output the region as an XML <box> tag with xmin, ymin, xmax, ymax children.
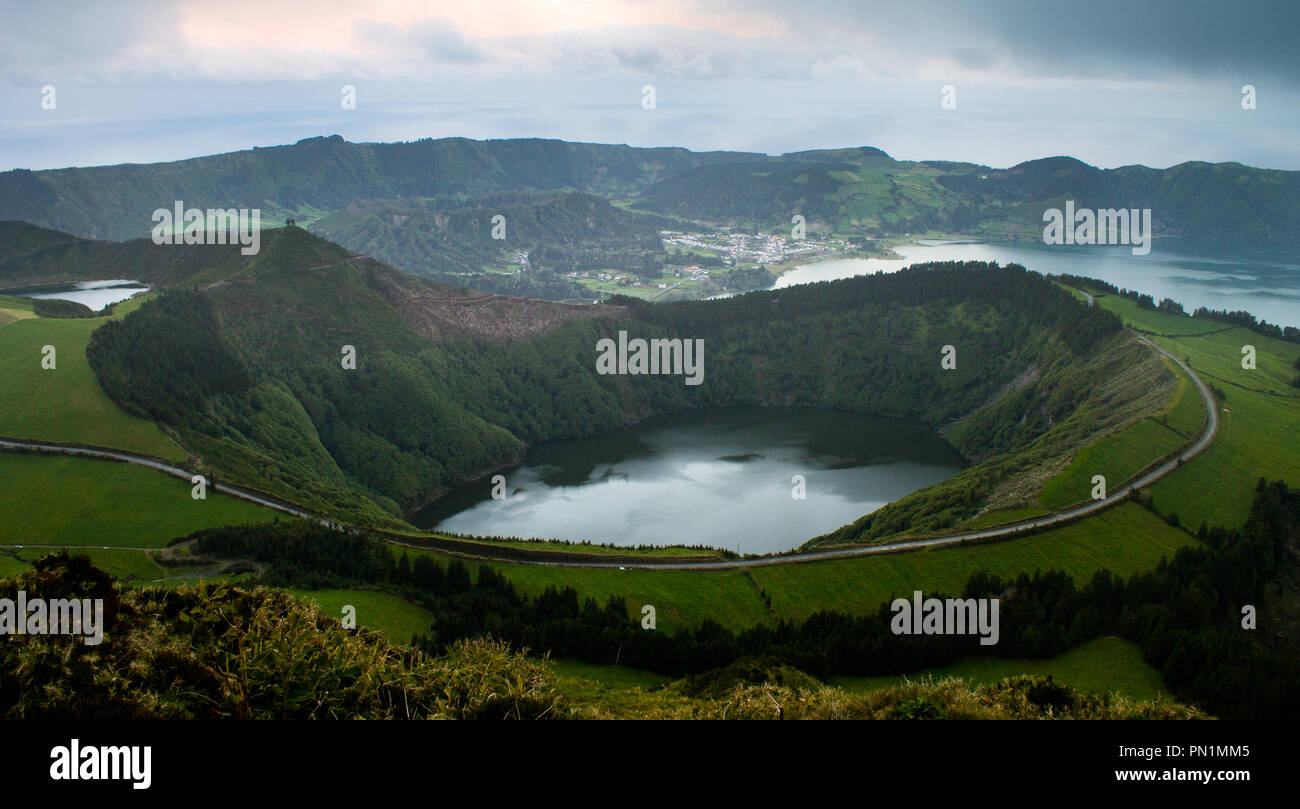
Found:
<box><xmin>1</xmin><ymin>0</ymin><xmax>1296</xmax><ymax>171</ymax></box>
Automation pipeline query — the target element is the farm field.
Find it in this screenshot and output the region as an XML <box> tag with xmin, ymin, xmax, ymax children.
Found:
<box><xmin>1039</xmin><ymin>362</ymin><xmax>1203</xmax><ymax>509</ymax></box>
<box><xmin>550</xmin><ymin>658</ymin><xmax>675</xmax><ymax>690</ymax></box>
<box><xmin>384</xmin><ymin>501</ymin><xmax>1195</xmax><ymax>630</ymax></box>
<box><xmin>285</xmin><ymin>588</ymin><xmax>435</xmax><ymax>645</ymax></box>
<box><xmin>750</xmin><ymin>503</ymin><xmax>1197</xmax><ymax>623</ymax></box>
<box><xmin>0</xmin><ymin>295</ymin><xmax>185</xmax><ymax>461</ymax></box>
<box><xmin>1089</xmin><ymin>291</ymin><xmax>1300</xmax><ymax>530</ymax></box>
<box><xmin>0</xmin><ymin>453</ymin><xmax>278</xmax><ymax>547</ymax></box>
<box><xmin>830</xmin><ymin>636</ymin><xmax>1166</xmax><ymax>701</ymax></box>
<box><xmin>389</xmin><ymin>543</ymin><xmax>772</xmax><ymax>633</ymax></box>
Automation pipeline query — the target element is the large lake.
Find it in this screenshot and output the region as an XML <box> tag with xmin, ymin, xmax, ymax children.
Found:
<box><xmin>10</xmin><ymin>279</ymin><xmax>148</xmax><ymax>311</ymax></box>
<box><xmin>414</xmin><ymin>407</ymin><xmax>965</xmax><ymax>554</ymax></box>
<box><xmin>777</xmin><ymin>239</ymin><xmax>1300</xmax><ymax>329</ymax></box>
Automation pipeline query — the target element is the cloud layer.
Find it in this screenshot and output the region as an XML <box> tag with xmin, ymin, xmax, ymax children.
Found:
<box><xmin>1</xmin><ymin>0</ymin><xmax>1296</xmax><ymax>171</ymax></box>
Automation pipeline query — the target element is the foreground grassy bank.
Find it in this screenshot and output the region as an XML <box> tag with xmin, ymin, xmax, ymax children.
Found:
<box><xmin>0</xmin><ymin>557</ymin><xmax>1202</xmax><ymax>719</ymax></box>
<box><xmin>831</xmin><ymin>636</ymin><xmax>1166</xmax><ymax>701</ymax></box>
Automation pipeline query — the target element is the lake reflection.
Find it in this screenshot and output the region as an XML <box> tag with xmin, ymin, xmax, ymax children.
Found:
<box><xmin>413</xmin><ymin>407</ymin><xmax>965</xmax><ymax>554</ymax></box>
<box><xmin>16</xmin><ymin>279</ymin><xmax>149</xmax><ymax>311</ymax></box>
<box><xmin>775</xmin><ymin>239</ymin><xmax>1300</xmax><ymax>329</ymax></box>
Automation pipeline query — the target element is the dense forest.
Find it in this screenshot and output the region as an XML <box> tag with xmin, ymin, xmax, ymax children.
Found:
<box><xmin>189</xmin><ymin>480</ymin><xmax>1300</xmax><ymax>720</ymax></box>
<box><xmin>310</xmin><ymin>191</ymin><xmax>684</xmax><ymax>300</ymax></box>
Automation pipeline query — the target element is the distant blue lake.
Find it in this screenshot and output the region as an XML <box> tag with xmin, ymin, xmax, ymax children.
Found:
<box><xmin>776</xmin><ymin>239</ymin><xmax>1300</xmax><ymax>329</ymax></box>
<box><xmin>11</xmin><ymin>279</ymin><xmax>148</xmax><ymax>311</ymax></box>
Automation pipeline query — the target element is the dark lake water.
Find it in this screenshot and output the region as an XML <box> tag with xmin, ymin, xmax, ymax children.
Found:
<box><xmin>413</xmin><ymin>407</ymin><xmax>965</xmax><ymax>554</ymax></box>
<box><xmin>776</xmin><ymin>239</ymin><xmax>1300</xmax><ymax>329</ymax></box>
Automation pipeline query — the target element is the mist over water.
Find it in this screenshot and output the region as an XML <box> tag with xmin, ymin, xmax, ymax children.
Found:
<box><xmin>777</xmin><ymin>239</ymin><xmax>1300</xmax><ymax>329</ymax></box>
<box><xmin>414</xmin><ymin>407</ymin><xmax>965</xmax><ymax>554</ymax></box>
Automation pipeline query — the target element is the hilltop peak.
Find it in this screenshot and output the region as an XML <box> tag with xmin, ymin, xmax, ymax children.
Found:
<box><xmin>294</xmin><ymin>134</ymin><xmax>347</xmax><ymax>147</ymax></box>
<box><xmin>245</xmin><ymin>224</ymin><xmax>353</xmax><ymax>274</ymax></box>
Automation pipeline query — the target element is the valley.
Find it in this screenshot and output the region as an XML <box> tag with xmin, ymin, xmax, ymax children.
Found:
<box><xmin>8</xmin><ymin>6</ymin><xmax>1300</xmax><ymax>793</ymax></box>
<box><xmin>1</xmin><ymin>139</ymin><xmax>1297</xmax><ymax>725</ymax></box>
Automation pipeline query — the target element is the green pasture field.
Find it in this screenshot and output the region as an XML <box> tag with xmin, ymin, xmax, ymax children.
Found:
<box><xmin>0</xmin><ymin>453</ymin><xmax>278</xmax><ymax>548</ymax></box>
<box><xmin>0</xmin><ymin>294</ymin><xmax>184</xmax><ymax>460</ymax></box>
<box><xmin>749</xmin><ymin>503</ymin><xmax>1197</xmax><ymax>623</ymax></box>
<box><xmin>831</xmin><ymin>636</ymin><xmax>1166</xmax><ymax>701</ymax></box>
<box><xmin>1091</xmin><ymin>296</ymin><xmax>1300</xmax><ymax>530</ymax></box>
<box><xmin>389</xmin><ymin>543</ymin><xmax>772</xmax><ymax>633</ymax></box>
<box><xmin>285</xmin><ymin>587</ymin><xmax>435</xmax><ymax>645</ymax></box>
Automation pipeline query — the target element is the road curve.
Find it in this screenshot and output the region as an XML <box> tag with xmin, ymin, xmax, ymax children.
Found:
<box><xmin>0</xmin><ymin>333</ymin><xmax>1217</xmax><ymax>570</ymax></box>
<box><xmin>564</xmin><ymin>335</ymin><xmax>1216</xmax><ymax>570</ymax></box>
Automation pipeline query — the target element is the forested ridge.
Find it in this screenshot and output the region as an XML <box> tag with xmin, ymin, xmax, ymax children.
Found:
<box><xmin>0</xmin><ymin>136</ymin><xmax>760</xmax><ymax>241</ymax></box>
<box><xmin>310</xmin><ymin>191</ymin><xmax>683</xmax><ymax>300</ymax></box>
<box><xmin>5</xmin><ymin>136</ymin><xmax>1296</xmax><ymax>245</ymax></box>
<box><xmin>84</xmin><ymin>224</ymin><xmax>1128</xmax><ymax>541</ymax></box>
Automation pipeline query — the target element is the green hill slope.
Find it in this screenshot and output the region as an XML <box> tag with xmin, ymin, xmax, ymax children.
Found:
<box><xmin>68</xmin><ymin>223</ymin><xmax>1145</xmax><ymax>542</ymax></box>
<box><xmin>641</xmin><ymin>151</ymin><xmax>1300</xmax><ymax>241</ymax></box>
<box><xmin>3</xmin><ymin>137</ymin><xmax>1295</xmax><ymax>248</ymax></box>
<box><xmin>0</xmin><ymin>136</ymin><xmax>762</xmax><ymax>241</ymax></box>
<box><xmin>310</xmin><ymin>191</ymin><xmax>680</xmax><ymax>299</ymax></box>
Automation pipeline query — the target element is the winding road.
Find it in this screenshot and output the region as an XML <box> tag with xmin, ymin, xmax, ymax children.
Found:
<box><xmin>0</xmin><ymin>439</ymin><xmax>337</xmax><ymax>527</ymax></box>
<box><xmin>0</xmin><ymin>333</ymin><xmax>1217</xmax><ymax>570</ymax></box>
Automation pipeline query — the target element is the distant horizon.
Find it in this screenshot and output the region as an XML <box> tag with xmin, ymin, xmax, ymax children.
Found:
<box><xmin>6</xmin><ymin>131</ymin><xmax>1296</xmax><ymax>176</ymax></box>
<box><xmin>6</xmin><ymin>2</ymin><xmax>1298</xmax><ymax>173</ymax></box>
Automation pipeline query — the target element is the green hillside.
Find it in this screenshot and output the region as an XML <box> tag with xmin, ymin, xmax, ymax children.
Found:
<box><xmin>75</xmin><ymin>224</ymin><xmax>1138</xmax><ymax>540</ymax></box>
<box><xmin>0</xmin><ymin>136</ymin><xmax>763</xmax><ymax>241</ymax></box>
<box><xmin>3</xmin><ymin>136</ymin><xmax>1296</xmax><ymax>256</ymax></box>
<box><xmin>0</xmin><ymin>293</ymin><xmax>183</xmax><ymax>459</ymax></box>
<box><xmin>642</xmin><ymin>151</ymin><xmax>1300</xmax><ymax>241</ymax></box>
<box><xmin>310</xmin><ymin>191</ymin><xmax>681</xmax><ymax>299</ymax></box>
<box><xmin>0</xmin><ymin>453</ymin><xmax>276</xmax><ymax>547</ymax></box>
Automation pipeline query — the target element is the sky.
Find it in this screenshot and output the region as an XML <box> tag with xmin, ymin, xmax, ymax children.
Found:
<box><xmin>1</xmin><ymin>0</ymin><xmax>1297</xmax><ymax>171</ymax></box>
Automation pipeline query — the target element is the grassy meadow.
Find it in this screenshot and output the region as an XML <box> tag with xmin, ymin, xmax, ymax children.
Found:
<box><xmin>830</xmin><ymin>636</ymin><xmax>1166</xmax><ymax>701</ymax></box>
<box><xmin>0</xmin><ymin>294</ymin><xmax>184</xmax><ymax>460</ymax></box>
<box><xmin>389</xmin><ymin>543</ymin><xmax>772</xmax><ymax>633</ymax></box>
<box><xmin>1088</xmin><ymin>290</ymin><xmax>1300</xmax><ymax>530</ymax></box>
<box><xmin>1039</xmin><ymin>360</ymin><xmax>1204</xmax><ymax>509</ymax></box>
<box><xmin>0</xmin><ymin>453</ymin><xmax>277</xmax><ymax>547</ymax></box>
<box><xmin>749</xmin><ymin>503</ymin><xmax>1196</xmax><ymax>622</ymax></box>
<box><xmin>285</xmin><ymin>587</ymin><xmax>435</xmax><ymax>645</ymax></box>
